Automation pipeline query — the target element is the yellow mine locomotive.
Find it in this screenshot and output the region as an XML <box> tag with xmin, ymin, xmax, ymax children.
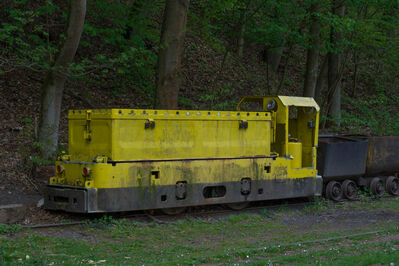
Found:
<box><xmin>44</xmin><ymin>96</ymin><xmax>322</xmax><ymax>213</ymax></box>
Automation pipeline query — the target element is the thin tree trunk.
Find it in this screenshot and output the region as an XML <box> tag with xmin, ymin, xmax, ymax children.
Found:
<box><xmin>156</xmin><ymin>0</ymin><xmax>190</xmax><ymax>109</ymax></box>
<box><xmin>350</xmin><ymin>5</ymin><xmax>365</xmax><ymax>97</ymax></box>
<box><xmin>303</xmin><ymin>3</ymin><xmax>321</xmax><ymax>97</ymax></box>
<box><xmin>327</xmin><ymin>0</ymin><xmax>345</xmax><ymax>128</ymax></box>
<box><xmin>267</xmin><ymin>44</ymin><xmax>284</xmax><ymax>73</ymax></box>
<box><xmin>266</xmin><ymin>5</ymin><xmax>285</xmax><ymax>73</ymax></box>
<box><xmin>276</xmin><ymin>45</ymin><xmax>293</xmax><ymax>94</ymax></box>
<box><xmin>352</xmin><ymin>50</ymin><xmax>358</xmax><ymax>97</ymax></box>
<box><xmin>266</xmin><ymin>62</ymin><xmax>270</xmax><ymax>95</ymax></box>
<box><xmin>237</xmin><ymin>23</ymin><xmax>245</xmax><ymax>58</ymax></box>
<box><xmin>315</xmin><ymin>55</ymin><xmax>328</xmax><ymax>105</ymax></box>
<box><xmin>209</xmin><ymin>48</ymin><xmax>229</xmax><ymax>109</ymax></box>
<box><xmin>38</xmin><ymin>0</ymin><xmax>86</xmax><ymax>159</ymax></box>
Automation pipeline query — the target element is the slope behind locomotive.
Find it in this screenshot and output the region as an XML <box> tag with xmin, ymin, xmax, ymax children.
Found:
<box><xmin>44</xmin><ymin>96</ymin><xmax>322</xmax><ymax>213</ymax></box>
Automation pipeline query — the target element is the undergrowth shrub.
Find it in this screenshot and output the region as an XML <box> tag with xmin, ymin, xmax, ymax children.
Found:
<box><xmin>341</xmin><ymin>91</ymin><xmax>399</xmax><ymax>135</ymax></box>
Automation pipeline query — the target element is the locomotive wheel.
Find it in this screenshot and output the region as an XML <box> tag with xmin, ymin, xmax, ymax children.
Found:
<box><xmin>226</xmin><ymin>202</ymin><xmax>250</xmax><ymax>210</ymax></box>
<box><xmin>325</xmin><ymin>181</ymin><xmax>342</xmax><ymax>201</ymax></box>
<box><xmin>160</xmin><ymin>207</ymin><xmax>187</xmax><ymax>215</ymax></box>
<box><xmin>370</xmin><ymin>177</ymin><xmax>384</xmax><ymax>197</ymax></box>
<box><xmin>385</xmin><ymin>176</ymin><xmax>399</xmax><ymax>196</ymax></box>
<box><xmin>342</xmin><ymin>180</ymin><xmax>357</xmax><ymax>200</ymax></box>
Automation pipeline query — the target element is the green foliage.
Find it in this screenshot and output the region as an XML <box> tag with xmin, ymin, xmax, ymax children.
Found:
<box><xmin>84</xmin><ymin>215</ymin><xmax>115</xmax><ymax>229</ymax></box>
<box><xmin>259</xmin><ymin>208</ymin><xmax>274</xmax><ymax>218</ymax></box>
<box><xmin>1</xmin><ymin>0</ymin><xmax>399</xmax><ymax>136</ymax></box>
<box><xmin>190</xmin><ymin>0</ymin><xmax>309</xmax><ymax>51</ymax></box>
<box><xmin>178</xmin><ymin>96</ymin><xmax>196</xmax><ymax>109</ymax></box>
<box><xmin>341</xmin><ymin>91</ymin><xmax>399</xmax><ymax>135</ymax></box>
<box><xmin>246</xmin><ymin>0</ymin><xmax>306</xmax><ymax>48</ymax></box>
<box><xmin>0</xmin><ymin>1</ymin><xmax>62</xmax><ymax>71</ymax></box>
<box><xmin>358</xmin><ymin>186</ymin><xmax>386</xmax><ymax>200</ymax></box>
<box><xmin>199</xmin><ymin>83</ymin><xmax>238</xmax><ymax>110</ymax></box>
<box><xmin>17</xmin><ymin>118</ymin><xmax>53</xmax><ymax>168</ymax></box>
<box><xmin>0</xmin><ymin>224</ymin><xmax>22</xmax><ymax>235</ymax></box>
<box><xmin>0</xmin><ymin>0</ymin><xmax>162</xmax><ymax>106</ymax></box>
<box><xmin>304</xmin><ymin>197</ymin><xmax>332</xmax><ymax>214</ymax></box>
<box><xmin>75</xmin><ymin>0</ymin><xmax>162</xmax><ymax>102</ymax></box>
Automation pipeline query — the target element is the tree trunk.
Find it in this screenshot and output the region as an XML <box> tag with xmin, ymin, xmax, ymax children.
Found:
<box><xmin>327</xmin><ymin>0</ymin><xmax>345</xmax><ymax>128</ymax></box>
<box><xmin>315</xmin><ymin>55</ymin><xmax>328</xmax><ymax>105</ymax></box>
<box><xmin>276</xmin><ymin>44</ymin><xmax>293</xmax><ymax>94</ymax></box>
<box><xmin>38</xmin><ymin>0</ymin><xmax>86</xmax><ymax>159</ymax></box>
<box><xmin>156</xmin><ymin>0</ymin><xmax>190</xmax><ymax>109</ymax></box>
<box><xmin>237</xmin><ymin>23</ymin><xmax>245</xmax><ymax>58</ymax></box>
<box><xmin>303</xmin><ymin>3</ymin><xmax>321</xmax><ymax>97</ymax></box>
<box><xmin>266</xmin><ymin>44</ymin><xmax>284</xmax><ymax>73</ymax></box>
<box><xmin>352</xmin><ymin>50</ymin><xmax>358</xmax><ymax>97</ymax></box>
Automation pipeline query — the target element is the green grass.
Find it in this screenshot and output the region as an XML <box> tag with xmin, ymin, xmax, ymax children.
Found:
<box><xmin>303</xmin><ymin>197</ymin><xmax>334</xmax><ymax>214</ymax></box>
<box><xmin>0</xmin><ymin>224</ymin><xmax>22</xmax><ymax>235</ymax></box>
<box><xmin>1</xmin><ymin>198</ymin><xmax>399</xmax><ymax>264</ymax></box>
<box><xmin>3</xmin><ymin>224</ymin><xmax>397</xmax><ymax>265</ymax></box>
<box><xmin>346</xmin><ymin>195</ymin><xmax>399</xmax><ymax>212</ymax></box>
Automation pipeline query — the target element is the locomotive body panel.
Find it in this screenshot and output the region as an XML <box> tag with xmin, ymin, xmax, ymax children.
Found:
<box><xmin>46</xmin><ymin>157</ymin><xmax>319</xmax><ymax>212</ymax></box>
<box><xmin>68</xmin><ymin>109</ymin><xmax>272</xmax><ymax>161</ymax></box>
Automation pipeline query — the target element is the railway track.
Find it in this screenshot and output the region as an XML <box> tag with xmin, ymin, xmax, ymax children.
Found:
<box><xmin>20</xmin><ymin>194</ymin><xmax>397</xmax><ymax>230</ymax></box>
<box><xmin>21</xmin><ymin>197</ymin><xmax>348</xmax><ymax>229</ymax></box>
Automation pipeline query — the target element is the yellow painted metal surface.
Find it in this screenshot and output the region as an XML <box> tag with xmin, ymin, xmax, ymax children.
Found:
<box><xmin>275</xmin><ymin>96</ymin><xmax>320</xmax><ymax>111</ymax></box>
<box><xmin>51</xmin><ymin>96</ymin><xmax>320</xmax><ymax>191</ymax></box>
<box><xmin>237</xmin><ymin>96</ymin><xmax>319</xmax><ymax>167</ymax></box>
<box><xmin>52</xmin><ymin>156</ymin><xmax>317</xmax><ymax>189</ymax></box>
<box><xmin>237</xmin><ymin>96</ymin><xmax>319</xmax><ymax>112</ymax></box>
<box><xmin>288</xmin><ymin>142</ymin><xmax>302</xmax><ymax>168</ymax></box>
<box><xmin>68</xmin><ymin>109</ymin><xmax>271</xmax><ymax>161</ymax></box>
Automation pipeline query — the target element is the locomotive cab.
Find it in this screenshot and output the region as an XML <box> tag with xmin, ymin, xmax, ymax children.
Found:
<box><xmin>237</xmin><ymin>96</ymin><xmax>320</xmax><ymax>171</ymax></box>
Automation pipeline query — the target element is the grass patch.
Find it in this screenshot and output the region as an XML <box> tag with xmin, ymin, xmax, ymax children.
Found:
<box><xmin>350</xmin><ymin>196</ymin><xmax>399</xmax><ymax>212</ymax></box>
<box><xmin>1</xmin><ymin>201</ymin><xmax>399</xmax><ymax>264</ymax></box>
<box><xmin>303</xmin><ymin>197</ymin><xmax>334</xmax><ymax>214</ymax></box>
<box><xmin>0</xmin><ymin>224</ymin><xmax>22</xmax><ymax>235</ymax></box>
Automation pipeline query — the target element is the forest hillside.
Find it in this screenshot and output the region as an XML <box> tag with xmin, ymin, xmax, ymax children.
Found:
<box><xmin>0</xmin><ymin>0</ymin><xmax>399</xmax><ymax>193</ymax></box>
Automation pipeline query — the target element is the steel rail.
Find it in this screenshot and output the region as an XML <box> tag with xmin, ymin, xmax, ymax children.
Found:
<box><xmin>21</xmin><ymin>195</ymin><xmax>396</xmax><ymax>229</ymax></box>
<box><xmin>20</xmin><ymin>200</ymin><xmax>330</xmax><ymax>229</ymax></box>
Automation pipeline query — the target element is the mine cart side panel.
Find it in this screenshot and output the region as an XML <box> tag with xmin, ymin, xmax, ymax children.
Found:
<box><xmin>366</xmin><ymin>136</ymin><xmax>399</xmax><ymax>176</ymax></box>
<box><xmin>317</xmin><ymin>136</ymin><xmax>368</xmax><ymax>180</ymax></box>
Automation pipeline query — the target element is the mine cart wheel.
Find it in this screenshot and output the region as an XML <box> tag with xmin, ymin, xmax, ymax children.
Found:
<box><xmin>225</xmin><ymin>202</ymin><xmax>250</xmax><ymax>210</ymax></box>
<box><xmin>342</xmin><ymin>180</ymin><xmax>357</xmax><ymax>200</ymax></box>
<box><xmin>160</xmin><ymin>207</ymin><xmax>187</xmax><ymax>215</ymax></box>
<box><xmin>370</xmin><ymin>177</ymin><xmax>384</xmax><ymax>197</ymax></box>
<box><xmin>386</xmin><ymin>176</ymin><xmax>399</xmax><ymax>196</ymax></box>
<box><xmin>326</xmin><ymin>181</ymin><xmax>343</xmax><ymax>201</ymax></box>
